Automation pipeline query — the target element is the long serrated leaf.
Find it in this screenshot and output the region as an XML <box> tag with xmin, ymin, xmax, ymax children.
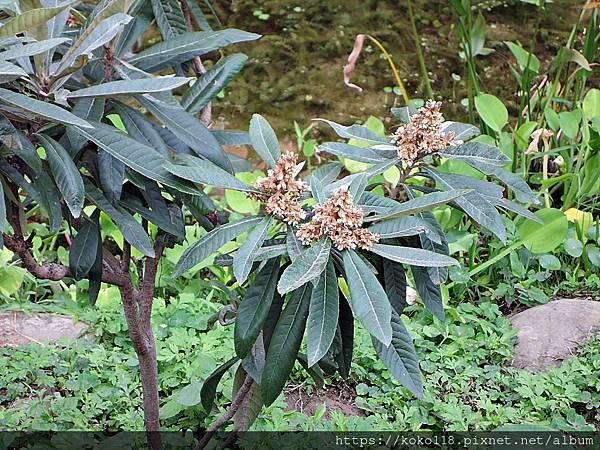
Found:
<box><xmin>112</xmin><ymin>101</ymin><xmax>169</xmax><ymax>156</ymax></box>
<box><xmin>38</xmin><ymin>134</ymin><xmax>84</xmax><ymax>218</ymax></box>
<box><xmin>342</xmin><ymin>249</ymin><xmax>391</xmax><ymax>346</ymax></box>
<box><xmin>128</xmin><ymin>29</ymin><xmax>260</xmax><ymax>72</ymax></box>
<box><xmin>364</xmin><ymin>189</ymin><xmax>472</xmax><ymax>222</ymax></box>
<box><xmin>33</xmin><ymin>171</ymin><xmax>62</xmax><ymax>233</ymax></box>
<box><xmin>54</xmin><ymin>13</ymin><xmax>133</xmax><ymax>74</ymax></box>
<box><xmin>181</xmin><ymin>53</ymin><xmax>247</xmax><ymax>114</ymax></box>
<box><xmin>0</xmin><ymin>6</ymin><xmax>67</xmax><ymax>38</ymax></box>
<box><xmin>97</xmin><ymin>149</ymin><xmax>124</xmax><ymax>202</ymax></box>
<box><xmin>234</xmin><ymin>258</ymin><xmax>280</xmax><ymax>359</ymax></box>
<box><xmin>277</xmin><ymin>238</ymin><xmax>331</xmax><ymax>295</ymax></box>
<box><xmin>150</xmin><ymin>0</ymin><xmax>186</xmax><ymax>39</ymax></box>
<box><xmin>306</xmin><ymin>259</ymin><xmax>339</xmax><ymax>367</ymax></box>
<box><xmin>470</xmin><ymin>160</ymin><xmax>540</xmax><ymax>204</ymax></box>
<box><xmin>383</xmin><ymin>261</ymin><xmax>407</xmax><ymax>315</ymax></box>
<box><xmin>368</xmin><ymin>216</ymin><xmax>435</xmax><ymax>239</ymax></box>
<box><xmin>261</xmin><ymin>283</ymin><xmax>312</xmax><ymax>406</ymax></box>
<box><xmin>439</xmin><ymin>141</ymin><xmax>511</xmax><ymax>166</ymax></box>
<box><xmin>166</xmin><ymin>154</ymin><xmax>257</xmax><ymax>193</ymax></box>
<box><xmin>249</xmin><ymin>113</ymin><xmax>280</xmax><ymax>168</ymax></box>
<box><xmin>0</xmin><ymin>60</ymin><xmax>27</xmax><ymax>83</ymax></box>
<box><xmin>137</xmin><ymin>93</ymin><xmax>233</xmax><ymax>173</ymax></box>
<box><xmin>358</xmin><ymin>191</ymin><xmax>399</xmax><ymax>214</ymax></box>
<box><xmin>0</xmin><ymin>88</ymin><xmax>92</xmax><ymax>128</ymax></box>
<box><xmin>69</xmin><ymin>209</ymin><xmax>100</xmax><ymax>279</ymax></box>
<box><xmin>233</xmin><ymin>215</ymin><xmax>272</xmax><ymax>284</ymax></box>
<box><xmin>373</xmin><ymin>309</ymin><xmax>423</xmax><ymax>398</ymax></box>
<box><xmin>173</xmin><ymin>216</ymin><xmax>262</xmax><ymax>277</ymax></box>
<box><xmin>84</xmin><ymin>179</ymin><xmax>154</xmax><ymax>256</ymax></box>
<box><xmin>0</xmin><ymin>175</ymin><xmax>6</xmax><ymax>231</ymax></box>
<box><xmin>72</xmin><ymin>122</ymin><xmax>198</xmax><ymax>194</ymax></box>
<box><xmin>286</xmin><ymin>225</ymin><xmax>303</xmax><ymax>261</ymax></box>
<box><xmin>426</xmin><ymin>168</ymin><xmax>507</xmax><ymax>242</ymax></box>
<box><xmin>411</xmin><ymin>264</ymin><xmax>443</xmax><ymax>320</ymax></box>
<box><xmin>315</xmin><ymin>118</ymin><xmax>387</xmax><ymax>145</ymax></box>
<box><xmin>335</xmin><ymin>296</ymin><xmax>354</xmax><ymax>379</ymax></box>
<box><xmin>318</xmin><ymin>142</ymin><xmax>389</xmax><ymax>164</ymax></box>
<box><xmin>66</xmin><ymin>97</ymin><xmax>105</xmax><ymax>154</ymax></box>
<box><xmin>0</xmin><ymin>38</ymin><xmax>70</xmax><ymax>60</ymax></box>
<box><xmin>369</xmin><ymin>243</ymin><xmax>457</xmax><ymax>267</ymax></box>
<box><xmin>67</xmin><ymin>77</ymin><xmax>190</xmax><ymax>98</ymax></box>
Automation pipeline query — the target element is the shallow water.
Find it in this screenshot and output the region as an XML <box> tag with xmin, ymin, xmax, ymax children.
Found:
<box><xmin>208</xmin><ymin>0</ymin><xmax>586</xmax><ymax>139</ymax></box>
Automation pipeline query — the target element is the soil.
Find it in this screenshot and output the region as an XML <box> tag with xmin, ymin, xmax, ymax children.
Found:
<box><xmin>285</xmin><ymin>382</ymin><xmax>365</xmax><ymax>418</ymax></box>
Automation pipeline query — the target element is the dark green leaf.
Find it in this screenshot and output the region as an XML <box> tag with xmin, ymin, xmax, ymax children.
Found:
<box><xmin>0</xmin><ymin>88</ymin><xmax>92</xmax><ymax>129</ymax></box>
<box><xmin>249</xmin><ymin>113</ymin><xmax>281</xmax><ymax>168</ymax></box>
<box><xmin>369</xmin><ymin>243</ymin><xmax>457</xmax><ymax>267</ymax></box>
<box><xmin>316</xmin><ymin>119</ymin><xmax>387</xmax><ymax>145</ymax></box>
<box><xmin>150</xmin><ymin>0</ymin><xmax>186</xmax><ymax>39</ymax></box>
<box><xmin>72</xmin><ymin>122</ymin><xmax>198</xmax><ymax>194</ymax></box>
<box><xmin>234</xmin><ymin>258</ymin><xmax>280</xmax><ymax>359</ymax></box>
<box><xmin>200</xmin><ymin>357</ymin><xmax>238</xmax><ymax>413</ymax></box>
<box><xmin>262</xmin><ymin>283</ymin><xmax>312</xmax><ymax>406</ymax></box>
<box><xmin>364</xmin><ymin>189</ymin><xmax>471</xmax><ymax>222</ymax></box>
<box><xmin>373</xmin><ymin>309</ymin><xmax>423</xmax><ymax>398</ymax></box>
<box><xmin>67</xmin><ymin>77</ymin><xmax>190</xmax><ymax>98</ymax></box>
<box><xmin>411</xmin><ymin>265</ymin><xmax>444</xmax><ymax>320</ymax></box>
<box><xmin>439</xmin><ymin>141</ymin><xmax>511</xmax><ymax>166</ymax></box>
<box><xmin>181</xmin><ymin>54</ymin><xmax>247</xmax><ymax>114</ymax></box>
<box><xmin>69</xmin><ymin>210</ymin><xmax>100</xmax><ymax>280</ymax></box>
<box><xmin>38</xmin><ymin>134</ymin><xmax>84</xmax><ymax>218</ymax></box>
<box><xmin>342</xmin><ymin>249</ymin><xmax>392</xmax><ymax>346</ymax></box>
<box><xmin>129</xmin><ymin>29</ymin><xmax>261</xmax><ymax>72</ymax></box>
<box><xmin>165</xmin><ymin>154</ymin><xmax>257</xmax><ymax>192</ymax></box>
<box><xmin>84</xmin><ymin>179</ymin><xmax>155</xmax><ymax>257</ymax></box>
<box><xmin>306</xmin><ymin>259</ymin><xmax>339</xmax><ymax>367</ymax></box>
<box><xmin>137</xmin><ymin>94</ymin><xmax>233</xmax><ymax>173</ymax></box>
<box><xmin>335</xmin><ymin>295</ymin><xmax>354</xmax><ymax>379</ymax></box>
<box><xmin>173</xmin><ymin>216</ymin><xmax>263</xmax><ymax>277</ymax></box>
<box><xmin>233</xmin><ymin>215</ymin><xmax>272</xmax><ymax>284</ymax></box>
<box><xmin>383</xmin><ymin>261</ymin><xmax>407</xmax><ymax>315</ymax></box>
<box><xmin>277</xmin><ymin>238</ymin><xmax>331</xmax><ymax>295</ymax></box>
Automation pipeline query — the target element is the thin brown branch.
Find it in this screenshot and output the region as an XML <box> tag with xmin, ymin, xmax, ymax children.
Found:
<box><xmin>3</xmin><ymin>233</ymin><xmax>128</xmax><ymax>286</ymax></box>
<box><xmin>196</xmin><ymin>375</ymin><xmax>254</xmax><ymax>450</ymax></box>
<box><xmin>180</xmin><ymin>0</ymin><xmax>212</xmax><ymax>125</ymax></box>
<box><xmin>140</xmin><ymin>238</ymin><xmax>165</xmax><ymax>324</ymax></box>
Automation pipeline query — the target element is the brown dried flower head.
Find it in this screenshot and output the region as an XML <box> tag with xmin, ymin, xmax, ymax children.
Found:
<box><xmin>297</xmin><ymin>187</ymin><xmax>379</xmax><ymax>251</ymax></box>
<box><xmin>249</xmin><ymin>152</ymin><xmax>309</xmax><ymax>224</ymax></box>
<box><xmin>390</xmin><ymin>100</ymin><xmax>455</xmax><ymax>165</ymax></box>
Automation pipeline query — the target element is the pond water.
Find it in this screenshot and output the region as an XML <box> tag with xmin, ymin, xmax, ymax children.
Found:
<box><xmin>207</xmin><ymin>0</ymin><xmax>583</xmax><ymax>141</ymax></box>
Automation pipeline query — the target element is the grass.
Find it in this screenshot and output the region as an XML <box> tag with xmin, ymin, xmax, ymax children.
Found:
<box><xmin>2</xmin><ymin>288</ymin><xmax>599</xmax><ymax>432</ymax></box>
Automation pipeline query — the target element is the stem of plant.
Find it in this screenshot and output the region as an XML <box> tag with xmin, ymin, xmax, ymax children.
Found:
<box><xmin>406</xmin><ymin>0</ymin><xmax>433</xmax><ymax>99</ymax></box>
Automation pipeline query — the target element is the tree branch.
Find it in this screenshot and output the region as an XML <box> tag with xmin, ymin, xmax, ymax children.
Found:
<box><xmin>3</xmin><ymin>233</ymin><xmax>128</xmax><ymax>286</ymax></box>
<box><xmin>195</xmin><ymin>375</ymin><xmax>254</xmax><ymax>450</ymax></box>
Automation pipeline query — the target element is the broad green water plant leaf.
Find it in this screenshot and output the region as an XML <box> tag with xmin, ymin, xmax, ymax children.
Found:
<box><xmin>518</xmin><ymin>208</ymin><xmax>568</xmax><ymax>254</ymax></box>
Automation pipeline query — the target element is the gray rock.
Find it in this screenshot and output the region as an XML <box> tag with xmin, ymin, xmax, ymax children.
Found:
<box><xmin>509</xmin><ymin>299</ymin><xmax>600</xmax><ymax>371</ymax></box>
<box><xmin>0</xmin><ymin>311</ymin><xmax>89</xmax><ymax>347</ymax></box>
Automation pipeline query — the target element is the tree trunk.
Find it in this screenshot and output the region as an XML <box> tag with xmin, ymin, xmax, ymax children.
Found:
<box><xmin>120</xmin><ymin>282</ymin><xmax>162</xmax><ymax>450</ymax></box>
<box><xmin>138</xmin><ymin>332</ymin><xmax>161</xmax><ymax>450</ymax></box>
